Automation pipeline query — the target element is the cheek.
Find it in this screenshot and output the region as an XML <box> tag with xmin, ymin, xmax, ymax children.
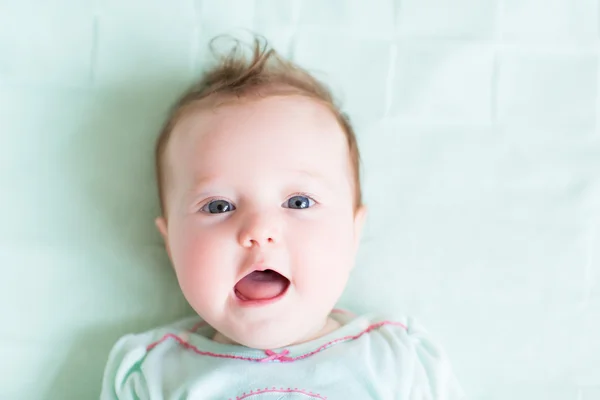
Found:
<box><xmin>169</xmin><ymin>220</ymin><xmax>236</xmax><ymax>301</ymax></box>
<box><xmin>289</xmin><ymin>213</ymin><xmax>356</xmax><ymax>288</ymax></box>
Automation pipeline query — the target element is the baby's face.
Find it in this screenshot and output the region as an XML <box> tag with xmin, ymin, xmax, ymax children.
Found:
<box><xmin>156</xmin><ymin>96</ymin><xmax>366</xmax><ymax>349</ymax></box>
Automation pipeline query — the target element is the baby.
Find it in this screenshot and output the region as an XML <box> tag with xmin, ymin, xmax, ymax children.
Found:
<box><xmin>101</xmin><ymin>37</ymin><xmax>465</xmax><ymax>400</ymax></box>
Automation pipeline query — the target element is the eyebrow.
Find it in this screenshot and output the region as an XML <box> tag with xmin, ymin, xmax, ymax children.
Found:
<box><xmin>180</xmin><ymin>175</ymin><xmax>219</xmax><ymax>200</ymax></box>
<box><xmin>186</xmin><ymin>169</ymin><xmax>333</xmax><ymax>198</ymax></box>
<box><xmin>192</xmin><ymin>169</ymin><xmax>329</xmax><ymax>184</ymax></box>
<box><xmin>288</xmin><ymin>168</ymin><xmax>331</xmax><ymax>183</ymax></box>
<box><xmin>190</xmin><ymin>175</ymin><xmax>219</xmax><ymax>189</ymax></box>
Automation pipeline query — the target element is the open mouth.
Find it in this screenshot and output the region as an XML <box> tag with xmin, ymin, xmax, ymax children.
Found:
<box><xmin>234</xmin><ymin>269</ymin><xmax>290</xmax><ymax>302</ymax></box>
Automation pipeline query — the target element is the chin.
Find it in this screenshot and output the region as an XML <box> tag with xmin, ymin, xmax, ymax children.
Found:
<box><xmin>228</xmin><ymin>321</ymin><xmax>310</xmax><ymax>349</ymax></box>
<box><xmin>233</xmin><ymin>332</ymin><xmax>296</xmax><ymax>350</ymax></box>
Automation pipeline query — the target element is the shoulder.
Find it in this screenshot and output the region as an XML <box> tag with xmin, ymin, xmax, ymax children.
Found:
<box><xmin>357</xmin><ymin>312</ymin><xmax>451</xmax><ymax>349</ymax></box>
<box><xmin>100</xmin><ymin>316</ymin><xmax>201</xmax><ymax>400</ymax></box>
<box><xmin>356</xmin><ymin>313</ymin><xmax>466</xmax><ymax>399</ymax></box>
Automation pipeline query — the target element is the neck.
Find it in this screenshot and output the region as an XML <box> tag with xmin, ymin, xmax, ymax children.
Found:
<box><xmin>212</xmin><ymin>316</ymin><xmax>341</xmax><ymax>348</ymax></box>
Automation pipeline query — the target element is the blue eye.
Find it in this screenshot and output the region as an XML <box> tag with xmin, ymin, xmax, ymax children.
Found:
<box><xmin>202</xmin><ymin>200</ymin><xmax>236</xmax><ymax>214</ymax></box>
<box><xmin>284</xmin><ymin>195</ymin><xmax>315</xmax><ymax>209</ymax></box>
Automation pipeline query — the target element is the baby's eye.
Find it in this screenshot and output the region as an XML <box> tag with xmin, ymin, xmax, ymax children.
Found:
<box><xmin>201</xmin><ymin>200</ymin><xmax>236</xmax><ymax>214</ymax></box>
<box><xmin>283</xmin><ymin>195</ymin><xmax>315</xmax><ymax>210</ymax></box>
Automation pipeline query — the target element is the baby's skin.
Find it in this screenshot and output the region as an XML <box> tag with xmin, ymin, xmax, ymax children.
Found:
<box><xmin>155</xmin><ymin>95</ymin><xmax>367</xmax><ymax>350</ymax></box>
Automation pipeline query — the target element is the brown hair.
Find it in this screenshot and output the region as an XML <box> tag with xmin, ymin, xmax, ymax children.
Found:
<box><xmin>155</xmin><ymin>36</ymin><xmax>362</xmax><ymax>216</ymax></box>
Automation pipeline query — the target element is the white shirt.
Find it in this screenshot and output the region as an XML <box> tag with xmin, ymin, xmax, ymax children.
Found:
<box><xmin>101</xmin><ymin>311</ymin><xmax>465</xmax><ymax>399</ymax></box>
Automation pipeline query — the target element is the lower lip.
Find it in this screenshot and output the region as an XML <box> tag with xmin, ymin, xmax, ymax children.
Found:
<box><xmin>233</xmin><ymin>284</ymin><xmax>290</xmax><ymax>308</ymax></box>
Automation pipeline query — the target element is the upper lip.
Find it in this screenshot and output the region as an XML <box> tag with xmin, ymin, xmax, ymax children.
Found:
<box><xmin>235</xmin><ymin>261</ymin><xmax>290</xmax><ymax>284</ymax></box>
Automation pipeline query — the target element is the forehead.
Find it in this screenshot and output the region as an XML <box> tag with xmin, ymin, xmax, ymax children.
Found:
<box><xmin>166</xmin><ymin>96</ymin><xmax>352</xmax><ymax>188</ymax></box>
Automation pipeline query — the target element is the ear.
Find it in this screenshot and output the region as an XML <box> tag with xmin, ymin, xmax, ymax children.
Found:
<box><xmin>155</xmin><ymin>216</ymin><xmax>172</xmax><ymax>261</ymax></box>
<box><xmin>352</xmin><ymin>205</ymin><xmax>368</xmax><ymax>251</ymax></box>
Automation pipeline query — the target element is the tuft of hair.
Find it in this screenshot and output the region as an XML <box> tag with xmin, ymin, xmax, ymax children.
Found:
<box><xmin>155</xmin><ymin>35</ymin><xmax>362</xmax><ymax>216</ymax></box>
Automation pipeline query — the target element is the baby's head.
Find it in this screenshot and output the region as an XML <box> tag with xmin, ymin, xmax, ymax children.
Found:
<box><xmin>154</xmin><ymin>37</ymin><xmax>367</xmax><ymax>349</ymax></box>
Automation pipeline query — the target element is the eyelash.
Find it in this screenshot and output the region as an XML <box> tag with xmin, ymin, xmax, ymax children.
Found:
<box><xmin>198</xmin><ymin>192</ymin><xmax>319</xmax><ymax>212</ymax></box>
<box><xmin>289</xmin><ymin>191</ymin><xmax>318</xmax><ymax>203</ymax></box>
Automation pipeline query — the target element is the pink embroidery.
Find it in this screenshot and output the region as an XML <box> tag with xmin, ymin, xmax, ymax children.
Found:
<box><xmin>147</xmin><ymin>334</ymin><xmax>265</xmax><ymax>362</ymax></box>
<box><xmin>230</xmin><ymin>387</ymin><xmax>327</xmax><ymax>400</ymax></box>
<box><xmin>290</xmin><ymin>320</ymin><xmax>406</xmax><ymax>362</ymax></box>
<box><xmin>146</xmin><ymin>320</ymin><xmax>407</xmax><ymax>363</ymax></box>
<box><xmin>261</xmin><ymin>349</ymin><xmax>293</xmax><ymax>362</ymax></box>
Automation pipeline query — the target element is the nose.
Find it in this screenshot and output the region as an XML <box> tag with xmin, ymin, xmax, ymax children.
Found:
<box><xmin>238</xmin><ymin>211</ymin><xmax>280</xmax><ymax>248</ymax></box>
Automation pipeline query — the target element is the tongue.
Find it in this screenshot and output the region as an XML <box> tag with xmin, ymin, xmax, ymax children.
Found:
<box><xmin>234</xmin><ymin>270</ymin><xmax>288</xmax><ymax>301</ymax></box>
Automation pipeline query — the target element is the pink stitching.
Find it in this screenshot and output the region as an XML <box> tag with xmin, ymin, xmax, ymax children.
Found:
<box><xmin>261</xmin><ymin>349</ymin><xmax>293</xmax><ymax>362</ymax></box>
<box><xmin>230</xmin><ymin>387</ymin><xmax>327</xmax><ymax>400</ymax></box>
<box><xmin>290</xmin><ymin>320</ymin><xmax>406</xmax><ymax>362</ymax></box>
<box><xmin>146</xmin><ymin>320</ymin><xmax>407</xmax><ymax>363</ymax></box>
<box><xmin>147</xmin><ymin>334</ymin><xmax>264</xmax><ymax>362</ymax></box>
